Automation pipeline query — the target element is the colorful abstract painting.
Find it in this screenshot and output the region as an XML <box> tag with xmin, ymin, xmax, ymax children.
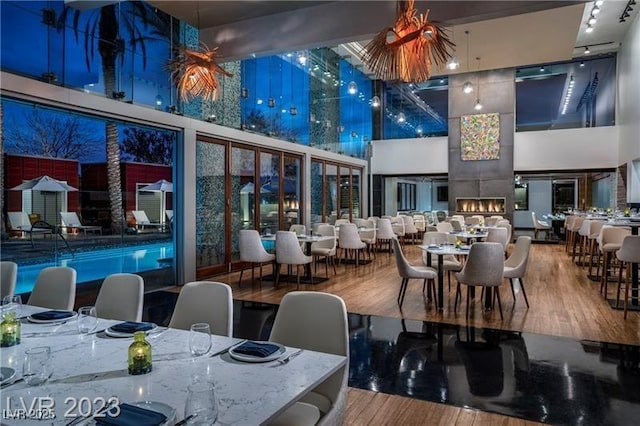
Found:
<box><xmin>460</xmin><ymin>113</ymin><xmax>500</xmax><ymax>161</ymax></box>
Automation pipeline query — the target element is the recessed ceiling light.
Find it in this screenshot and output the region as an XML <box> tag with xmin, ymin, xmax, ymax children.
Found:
<box><xmin>592</xmin><ymin>6</ymin><xmax>600</xmax><ymax>15</ymax></box>
<box><xmin>595</xmin><ymin>0</ymin><xmax>604</xmax><ymax>6</ymax></box>
<box><xmin>588</xmin><ymin>16</ymin><xmax>597</xmax><ymax>25</ymax></box>
<box><xmin>539</xmin><ymin>66</ymin><xmax>545</xmax><ymax>72</ymax></box>
<box><xmin>585</xmin><ymin>25</ymin><xmax>594</xmax><ymax>33</ymax></box>
<box><xmin>580</xmin><ymin>61</ymin><xmax>585</xmax><ymax>67</ymax></box>
<box><xmin>584</xmin><ymin>46</ymin><xmax>591</xmax><ymax>55</ymax></box>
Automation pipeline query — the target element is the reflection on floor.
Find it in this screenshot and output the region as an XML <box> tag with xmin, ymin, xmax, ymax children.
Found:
<box><xmin>144</xmin><ymin>292</ymin><xmax>640</xmax><ymax>425</ymax></box>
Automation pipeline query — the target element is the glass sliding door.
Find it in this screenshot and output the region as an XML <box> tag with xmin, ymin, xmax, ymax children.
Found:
<box><xmin>310</xmin><ymin>160</ymin><xmax>324</xmax><ymax>224</ymax></box>
<box><xmin>339</xmin><ymin>166</ymin><xmax>352</xmax><ymax>220</ymax></box>
<box><xmin>351</xmin><ymin>168</ymin><xmax>362</xmax><ymax>218</ymax></box>
<box><xmin>283</xmin><ymin>155</ymin><xmax>302</xmax><ymax>230</ymax></box>
<box><xmin>231</xmin><ymin>146</ymin><xmax>256</xmax><ymax>262</ymax></box>
<box><xmin>259</xmin><ymin>152</ymin><xmax>280</xmax><ymax>234</ymax></box>
<box><xmin>325</xmin><ymin>164</ymin><xmax>338</xmax><ymax>224</ymax></box>
<box><xmin>196</xmin><ymin>140</ymin><xmax>227</xmax><ymax>275</ymax></box>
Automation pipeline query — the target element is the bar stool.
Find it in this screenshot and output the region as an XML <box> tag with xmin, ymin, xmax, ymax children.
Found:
<box><xmin>569</xmin><ymin>216</ymin><xmax>585</xmax><ymax>262</ymax></box>
<box><xmin>564</xmin><ymin>215</ymin><xmax>575</xmax><ymax>253</ymax></box>
<box><xmin>587</xmin><ymin>221</ymin><xmax>604</xmax><ymax>279</ymax></box>
<box><xmin>616</xmin><ymin>235</ymin><xmax>640</xmax><ymax>319</ymax></box>
<box><xmin>599</xmin><ymin>227</ymin><xmax>631</xmax><ymax>299</ymax></box>
<box><xmin>575</xmin><ymin>219</ymin><xmax>592</xmax><ymax>266</ymax></box>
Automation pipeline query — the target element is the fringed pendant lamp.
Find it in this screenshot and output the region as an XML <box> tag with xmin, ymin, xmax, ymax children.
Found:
<box><xmin>362</xmin><ymin>0</ymin><xmax>454</xmax><ymax>83</ymax></box>
<box><xmin>167</xmin><ymin>43</ymin><xmax>233</xmax><ymax>102</ymax></box>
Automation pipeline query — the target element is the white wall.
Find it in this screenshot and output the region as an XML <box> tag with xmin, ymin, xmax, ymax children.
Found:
<box><xmin>618</xmin><ymin>12</ymin><xmax>640</xmax><ymax>202</ymax></box>
<box><xmin>371</xmin><ymin>137</ymin><xmax>449</xmax><ymax>174</ymax></box>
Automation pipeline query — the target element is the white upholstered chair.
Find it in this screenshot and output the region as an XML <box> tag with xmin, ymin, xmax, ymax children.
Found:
<box><xmin>616</xmin><ymin>236</ymin><xmax>640</xmax><ymax>319</ymax></box>
<box><xmin>402</xmin><ymin>215</ymin><xmax>419</xmax><ymax>244</ymax></box>
<box><xmin>358</xmin><ymin>219</ymin><xmax>377</xmax><ymax>259</ymax></box>
<box><xmin>436</xmin><ymin>222</ymin><xmax>453</xmax><ymax>233</ymax></box>
<box><xmin>95</xmin><ymin>273</ymin><xmax>144</xmax><ymax>322</ymax></box>
<box><xmin>392</xmin><ymin>238</ymin><xmax>437</xmax><ymax>308</ymax></box>
<box><xmin>311</xmin><ymin>224</ymin><xmax>337</xmax><ymax>277</ymax></box>
<box><xmin>503</xmin><ymin>236</ymin><xmax>532</xmax><ymax>308</ymax></box>
<box><xmin>376</xmin><ymin>218</ymin><xmax>395</xmax><ymax>255</ymax></box>
<box><xmin>531</xmin><ymin>211</ymin><xmax>552</xmax><ymax>240</ymax></box>
<box><xmin>238</xmin><ymin>230</ymin><xmax>276</xmax><ymax>287</ymax></box>
<box><xmin>269</xmin><ymin>291</ymin><xmax>349</xmax><ymax>426</ymax></box>
<box><xmin>455</xmin><ymin>242</ymin><xmax>505</xmax><ymax>319</ymax></box>
<box><xmin>27</xmin><ymin>266</ymin><xmax>76</xmax><ymax>310</ymax></box>
<box><xmin>289</xmin><ymin>224</ymin><xmax>306</xmax><ymax>236</ymax></box>
<box><xmin>487</xmin><ymin>227</ymin><xmax>509</xmax><ymax>254</ymax></box>
<box><xmin>1</xmin><ymin>261</ymin><xmax>18</xmax><ymax>300</ymax></box>
<box><xmin>338</xmin><ymin>223</ymin><xmax>367</xmax><ymax>265</ymax></box>
<box><xmin>421</xmin><ymin>232</ymin><xmax>462</xmax><ymax>291</ymax></box>
<box><xmin>275</xmin><ymin>231</ymin><xmax>313</xmax><ymax>288</ymax></box>
<box><xmin>334</xmin><ymin>219</ymin><xmax>350</xmax><ymax>228</ymax></box>
<box><xmin>169</xmin><ymin>281</ymin><xmax>233</xmax><ymax>336</ymax></box>
<box><xmin>450</xmin><ymin>219</ymin><xmax>464</xmax><ymax>232</ymax></box>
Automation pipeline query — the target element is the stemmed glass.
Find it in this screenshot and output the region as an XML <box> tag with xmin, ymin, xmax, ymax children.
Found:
<box><xmin>2</xmin><ymin>295</ymin><xmax>22</xmax><ymax>317</ymax></box>
<box><xmin>189</xmin><ymin>323</ymin><xmax>212</xmax><ymax>356</ymax></box>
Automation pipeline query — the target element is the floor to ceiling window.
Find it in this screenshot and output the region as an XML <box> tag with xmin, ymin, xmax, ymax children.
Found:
<box><xmin>311</xmin><ymin>159</ymin><xmax>362</xmax><ymax>225</ymax></box>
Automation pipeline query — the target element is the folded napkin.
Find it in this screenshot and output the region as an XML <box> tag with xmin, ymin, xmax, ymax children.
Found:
<box><xmin>110</xmin><ymin>321</ymin><xmax>155</xmax><ymax>334</ymax></box>
<box><xmin>427</xmin><ymin>245</ymin><xmax>440</xmax><ymax>249</ymax></box>
<box><xmin>232</xmin><ymin>341</ymin><xmax>281</xmax><ymax>358</ymax></box>
<box><xmin>96</xmin><ymin>403</ymin><xmax>167</xmax><ymax>426</ymax></box>
<box><xmin>30</xmin><ymin>310</ymin><xmax>74</xmax><ymax>321</ymax></box>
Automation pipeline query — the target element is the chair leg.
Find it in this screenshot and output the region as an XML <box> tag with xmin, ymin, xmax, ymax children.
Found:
<box><xmin>466</xmin><ymin>287</ymin><xmax>471</xmax><ymax>318</ymax></box>
<box><xmin>624</xmin><ymin>263</ymin><xmax>630</xmax><ymax>319</ymax></box>
<box><xmin>494</xmin><ymin>288</ymin><xmax>504</xmax><ymax>320</ymax></box>
<box><xmin>275</xmin><ymin>263</ymin><xmax>282</xmax><ymax>288</ymax></box>
<box><xmin>616</xmin><ymin>259</ymin><xmax>624</xmax><ymax>308</ymax></box>
<box><xmin>398</xmin><ymin>278</ymin><xmax>408</xmax><ymax>307</ymax></box>
<box><xmin>520</xmin><ymin>278</ymin><xmax>530</xmax><ymax>308</ymax></box>
<box><xmin>258</xmin><ymin>264</ymin><xmax>263</xmax><ymax>288</ymax></box>
<box><xmin>430</xmin><ymin>280</ymin><xmax>438</xmax><ymax>309</ymax></box>
<box><xmin>296</xmin><ymin>265</ymin><xmax>301</xmax><ymax>290</ymax></box>
<box><xmin>509</xmin><ymin>278</ymin><xmax>516</xmax><ymax>305</ymax></box>
<box><xmin>238</xmin><ymin>267</ymin><xmax>245</xmax><ymax>287</ymax></box>
<box><xmin>332</xmin><ymin>255</ymin><xmax>337</xmax><ymax>274</ymax></box>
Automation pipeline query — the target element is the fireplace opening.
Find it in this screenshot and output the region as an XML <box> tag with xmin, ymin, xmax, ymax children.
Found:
<box><xmin>456</xmin><ymin>197</ymin><xmax>506</xmax><ymax>214</ymax></box>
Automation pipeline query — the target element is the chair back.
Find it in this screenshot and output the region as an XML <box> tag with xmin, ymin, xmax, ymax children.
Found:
<box><xmin>313</xmin><ymin>224</ymin><xmax>337</xmax><ymax>251</ymax></box>
<box><xmin>600</xmin><ymin>226</ymin><xmax>631</xmax><ymax>247</ymax></box>
<box><xmin>367</xmin><ymin>216</ymin><xmax>380</xmax><ymax>225</ymax></box>
<box><xmin>376</xmin><ymin>218</ymin><xmax>395</xmax><ymax>240</ymax></box>
<box><xmin>466</xmin><ymin>216</ymin><xmax>481</xmax><ymax>226</ymax></box>
<box><xmin>497</xmin><ymin>222</ymin><xmax>512</xmax><ymax>246</ymax></box>
<box><xmin>484</xmin><ymin>217</ymin><xmax>499</xmax><ymax>226</ymax></box>
<box><xmin>435</xmin><ymin>211</ymin><xmax>447</xmax><ymax>222</ymax></box>
<box><xmin>269</xmin><ymin>291</ymin><xmax>348</xmax><ymax>424</ymax></box>
<box><xmin>589</xmin><ymin>220</ymin><xmax>604</xmax><ymax>239</ymax></box>
<box><xmin>0</xmin><ymin>261</ymin><xmax>18</xmax><ymax>300</ymax></box>
<box><xmin>450</xmin><ymin>219</ymin><xmax>463</xmax><ymax>232</ymax></box>
<box><xmin>504</xmin><ymin>236</ymin><xmax>532</xmax><ymax>276</ymax></box>
<box><xmin>564</xmin><ymin>215</ymin><xmax>575</xmax><ymax>231</ymax></box>
<box><xmin>359</xmin><ymin>220</ymin><xmax>376</xmax><ymax>243</ymax></box>
<box><xmin>239</xmin><ymin>230</ymin><xmax>274</xmax><ymax>263</ymax></box>
<box><xmin>412</xmin><ymin>215</ymin><xmax>426</xmax><ymax>232</ymax></box>
<box><xmin>402</xmin><ymin>216</ymin><xmax>418</xmax><ymax>233</ymax></box>
<box><xmin>422</xmin><ymin>231</ymin><xmax>455</xmax><ymax>246</ymax></box>
<box><xmin>334</xmin><ymin>219</ymin><xmax>350</xmax><ymax>227</ymax></box>
<box><xmin>338</xmin><ymin>224</ymin><xmax>365</xmax><ymax>250</ymax></box>
<box><xmin>27</xmin><ymin>266</ymin><xmax>76</xmax><ymax>310</ymax></box>
<box><xmin>392</xmin><ymin>237</ymin><xmax>413</xmax><ymax>278</ymax></box>
<box><xmin>169</xmin><ymin>281</ymin><xmax>233</xmax><ymax>336</ymax></box>
<box><xmin>456</xmin><ymin>242</ymin><xmax>504</xmax><ymax>287</ymax></box>
<box><xmin>436</xmin><ymin>222</ymin><xmax>453</xmax><ymax>233</ymax></box>
<box><xmin>60</xmin><ymin>212</ymin><xmax>82</xmax><ymax>227</ymax></box>
<box><xmin>578</xmin><ymin>219</ymin><xmax>592</xmax><ymax>237</ymax></box>
<box><xmin>487</xmin><ymin>227</ymin><xmax>509</xmax><ymax>251</ymax></box>
<box><xmin>450</xmin><ymin>215</ymin><xmax>465</xmax><ymax>224</ymax></box>
<box><xmin>289</xmin><ymin>224</ymin><xmax>306</xmax><ymax>236</ymax></box>
<box><xmin>276</xmin><ymin>231</ymin><xmax>310</xmax><ymax>264</ymax></box>
<box><xmin>95</xmin><ymin>273</ymin><xmax>144</xmax><ymax>322</ymax></box>
<box><xmin>616</xmin><ymin>235</ymin><xmax>640</xmax><ymax>263</ymax></box>
<box><xmin>570</xmin><ymin>216</ymin><xmax>585</xmax><ymax>232</ymax></box>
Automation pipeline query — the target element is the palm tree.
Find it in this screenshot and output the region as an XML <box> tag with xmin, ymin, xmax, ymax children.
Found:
<box><xmin>60</xmin><ymin>2</ymin><xmax>172</xmax><ymax>233</ymax></box>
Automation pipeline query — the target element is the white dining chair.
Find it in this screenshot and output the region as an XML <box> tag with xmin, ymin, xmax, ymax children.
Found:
<box><xmin>503</xmin><ymin>236</ymin><xmax>532</xmax><ymax>308</ymax></box>
<box><xmin>238</xmin><ymin>230</ymin><xmax>275</xmax><ymax>287</ymax></box>
<box><xmin>0</xmin><ymin>261</ymin><xmax>18</xmax><ymax>300</ymax></box>
<box><xmin>95</xmin><ymin>273</ymin><xmax>144</xmax><ymax>322</ymax></box>
<box><xmin>338</xmin><ymin>223</ymin><xmax>367</xmax><ymax>266</ymax></box>
<box><xmin>393</xmin><ymin>237</ymin><xmax>437</xmax><ymax>308</ymax></box>
<box><xmin>289</xmin><ymin>224</ymin><xmax>306</xmax><ymax>236</ymax></box>
<box><xmin>27</xmin><ymin>266</ymin><xmax>76</xmax><ymax>310</ymax></box>
<box><xmin>531</xmin><ymin>211</ymin><xmax>552</xmax><ymax>240</ymax></box>
<box><xmin>311</xmin><ymin>224</ymin><xmax>337</xmax><ymax>277</ymax></box>
<box><xmin>436</xmin><ymin>222</ymin><xmax>453</xmax><ymax>233</ymax></box>
<box><xmin>275</xmin><ymin>231</ymin><xmax>313</xmax><ymax>288</ymax></box>
<box><xmin>358</xmin><ymin>219</ymin><xmax>377</xmax><ymax>259</ymax></box>
<box><xmin>455</xmin><ymin>242</ymin><xmax>505</xmax><ymax>319</ymax></box>
<box><xmin>269</xmin><ymin>291</ymin><xmax>349</xmax><ymax>426</ymax></box>
<box><xmin>169</xmin><ymin>281</ymin><xmax>233</xmax><ymax>336</ymax></box>
<box><xmin>376</xmin><ymin>218</ymin><xmax>395</xmax><ymax>255</ymax></box>
<box><xmin>402</xmin><ymin>215</ymin><xmax>419</xmax><ymax>244</ymax></box>
<box><xmin>487</xmin><ymin>227</ymin><xmax>509</xmax><ymax>254</ymax></box>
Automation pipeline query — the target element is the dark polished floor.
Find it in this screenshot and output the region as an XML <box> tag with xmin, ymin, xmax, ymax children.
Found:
<box><xmin>144</xmin><ymin>292</ymin><xmax>640</xmax><ymax>426</ymax></box>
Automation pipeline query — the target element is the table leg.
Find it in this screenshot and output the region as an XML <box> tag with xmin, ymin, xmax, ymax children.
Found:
<box><xmin>304</xmin><ymin>241</ymin><xmax>313</xmax><ymax>281</ymax></box>
<box><xmin>632</xmin><ymin>226</ymin><xmax>638</xmax><ymax>305</ymax></box>
<box><xmin>437</xmin><ymin>255</ymin><xmax>444</xmax><ymax>310</ymax></box>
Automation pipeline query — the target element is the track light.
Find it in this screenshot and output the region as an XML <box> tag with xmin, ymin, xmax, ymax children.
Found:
<box><xmin>584</xmin><ymin>46</ymin><xmax>591</xmax><ymax>55</ymax></box>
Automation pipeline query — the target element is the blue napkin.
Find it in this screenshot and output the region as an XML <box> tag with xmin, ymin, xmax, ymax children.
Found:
<box><xmin>30</xmin><ymin>310</ymin><xmax>74</xmax><ymax>321</ymax></box>
<box><xmin>233</xmin><ymin>341</ymin><xmax>280</xmax><ymax>358</ymax></box>
<box><xmin>110</xmin><ymin>322</ymin><xmax>155</xmax><ymax>334</ymax></box>
<box><xmin>95</xmin><ymin>403</ymin><xmax>167</xmax><ymax>426</ymax></box>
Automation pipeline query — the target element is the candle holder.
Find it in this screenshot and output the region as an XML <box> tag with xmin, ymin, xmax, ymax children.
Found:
<box><xmin>0</xmin><ymin>308</ymin><xmax>21</xmax><ymax>347</ymax></box>
<box><xmin>128</xmin><ymin>331</ymin><xmax>152</xmax><ymax>375</ymax></box>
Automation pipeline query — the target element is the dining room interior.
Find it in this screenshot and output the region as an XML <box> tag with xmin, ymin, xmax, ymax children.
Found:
<box><xmin>1</xmin><ymin>0</ymin><xmax>640</xmax><ymax>425</ymax></box>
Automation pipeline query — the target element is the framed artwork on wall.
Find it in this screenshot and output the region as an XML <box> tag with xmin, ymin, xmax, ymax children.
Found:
<box><xmin>460</xmin><ymin>113</ymin><xmax>500</xmax><ymax>161</ymax></box>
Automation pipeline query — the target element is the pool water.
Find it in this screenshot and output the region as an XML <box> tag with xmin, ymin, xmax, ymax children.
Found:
<box><xmin>14</xmin><ymin>242</ymin><xmax>174</xmax><ymax>295</ymax></box>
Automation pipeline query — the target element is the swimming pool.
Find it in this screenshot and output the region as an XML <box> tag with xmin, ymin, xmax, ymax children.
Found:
<box><xmin>14</xmin><ymin>242</ymin><xmax>174</xmax><ymax>295</ymax></box>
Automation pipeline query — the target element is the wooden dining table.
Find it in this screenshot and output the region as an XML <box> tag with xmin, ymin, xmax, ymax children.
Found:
<box><xmin>1</xmin><ymin>305</ymin><xmax>346</xmax><ymax>425</ymax></box>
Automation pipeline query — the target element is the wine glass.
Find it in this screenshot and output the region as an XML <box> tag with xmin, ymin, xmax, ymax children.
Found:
<box><xmin>189</xmin><ymin>323</ymin><xmax>212</xmax><ymax>356</ymax></box>
<box><xmin>184</xmin><ymin>381</ymin><xmax>218</xmax><ymax>424</ymax></box>
<box><xmin>2</xmin><ymin>295</ymin><xmax>22</xmax><ymax>317</ymax></box>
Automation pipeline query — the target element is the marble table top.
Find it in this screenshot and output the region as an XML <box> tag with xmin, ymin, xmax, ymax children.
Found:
<box><xmin>1</xmin><ymin>305</ymin><xmax>346</xmax><ymax>425</ymax></box>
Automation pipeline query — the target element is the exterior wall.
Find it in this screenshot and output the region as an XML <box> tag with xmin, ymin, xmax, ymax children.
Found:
<box><xmin>4</xmin><ymin>154</ymin><xmax>79</xmax><ymax>214</ymax></box>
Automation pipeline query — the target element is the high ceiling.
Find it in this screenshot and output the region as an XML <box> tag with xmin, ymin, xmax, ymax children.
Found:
<box><xmin>145</xmin><ymin>0</ymin><xmax>608</xmax><ymax>72</ymax></box>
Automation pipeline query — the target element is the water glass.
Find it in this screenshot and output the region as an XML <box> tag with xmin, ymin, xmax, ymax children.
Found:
<box><xmin>184</xmin><ymin>381</ymin><xmax>218</xmax><ymax>424</ymax></box>
<box><xmin>23</xmin><ymin>346</ymin><xmax>52</xmax><ymax>386</ymax></box>
<box><xmin>77</xmin><ymin>306</ymin><xmax>98</xmax><ymax>334</ymax></box>
<box><xmin>189</xmin><ymin>323</ymin><xmax>212</xmax><ymax>356</ymax></box>
<box><xmin>2</xmin><ymin>295</ymin><xmax>22</xmax><ymax>317</ymax></box>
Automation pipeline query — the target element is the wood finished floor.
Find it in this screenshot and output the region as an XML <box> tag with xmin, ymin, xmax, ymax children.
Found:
<box><xmin>193</xmin><ymin>240</ymin><xmax>639</xmax><ymax>424</ymax></box>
